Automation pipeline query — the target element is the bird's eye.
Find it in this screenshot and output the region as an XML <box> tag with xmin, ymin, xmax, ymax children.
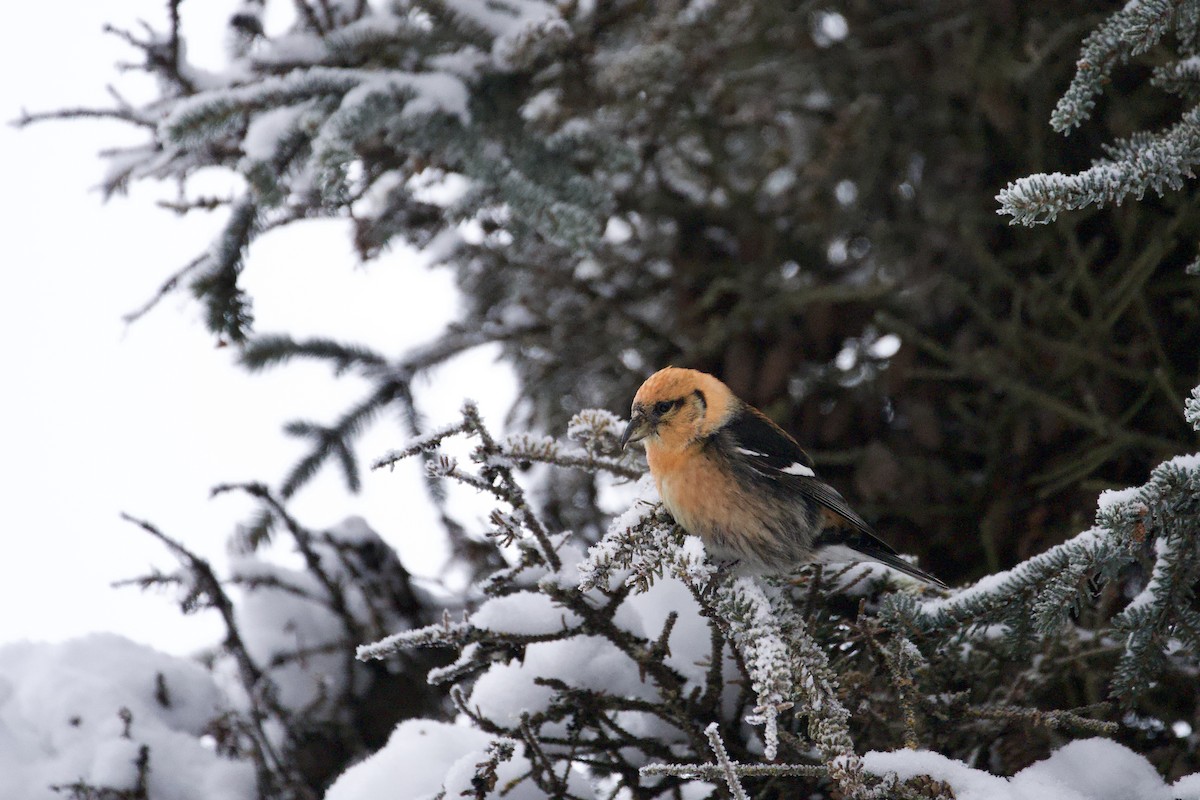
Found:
<box><xmin>654</xmin><ymin>400</ymin><xmax>675</xmax><ymax>415</ymax></box>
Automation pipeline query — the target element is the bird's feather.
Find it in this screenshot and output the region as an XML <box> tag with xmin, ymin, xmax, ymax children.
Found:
<box><xmin>721</xmin><ymin>404</ymin><xmax>817</xmax><ymax>474</ymax></box>
<box><xmin>720</xmin><ymin>404</ymin><xmax>946</xmax><ymax>588</ymax></box>
<box><xmin>812</xmin><ymin>526</ymin><xmax>947</xmax><ymax>588</ymax></box>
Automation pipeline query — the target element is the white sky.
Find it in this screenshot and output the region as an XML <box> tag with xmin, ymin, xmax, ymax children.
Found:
<box><xmin>0</xmin><ymin>2</ymin><xmax>514</xmax><ymax>654</ymax></box>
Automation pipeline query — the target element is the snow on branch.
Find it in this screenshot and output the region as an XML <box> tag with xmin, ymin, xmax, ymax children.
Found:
<box><xmin>709</xmin><ymin>578</ymin><xmax>797</xmax><ymax>762</ymax></box>
<box><xmin>358</xmin><ymin>588</ymin><xmax>585</xmax><ymax>663</ymax></box>
<box><xmin>159</xmin><ymin>66</ymin><xmax>467</xmax><ymax>149</ymax></box>
<box><xmin>888</xmin><ymin>439</ymin><xmax>1200</xmax><ymax>706</ymax></box>
<box><xmin>1049</xmin><ymin>0</ymin><xmax>1178</xmax><ymax>134</ymax></box>
<box><xmin>1186</xmin><ymin>384</ymin><xmax>1200</xmax><ymax>430</ymax></box>
<box><xmin>909</xmin><ymin>525</ymin><xmax>1118</xmax><ymax>634</ymax></box>
<box><xmin>1108</xmin><ymin>454</ymin><xmax>1200</xmax><ymax>697</ymax></box>
<box><xmin>192</xmin><ymin>194</ymin><xmax>258</xmax><ymax>342</ymax></box>
<box><xmin>640</xmin><ymin>758</ymin><xmax>826</xmax><ymax>783</ymax></box>
<box><xmin>575</xmin><ymin>483</ymin><xmax>683</xmax><ymax>592</ymax></box>
<box><xmin>358</xmin><ymin>610</ymin><xmax>473</xmax><ymax>660</ymax></box>
<box><xmin>998</xmin><ymin>0</ymin><xmax>1200</xmax><ymax>226</ymax></box>
<box><xmin>494</xmin><ymin>409</ymin><xmax>641</xmax><ymax>479</ymax></box>
<box><xmin>1152</xmin><ymin>54</ymin><xmax>1200</xmax><ymax>96</ymax></box>
<box><xmin>998</xmin><ymin>107</ymin><xmax>1200</xmax><ymax>225</ymax></box>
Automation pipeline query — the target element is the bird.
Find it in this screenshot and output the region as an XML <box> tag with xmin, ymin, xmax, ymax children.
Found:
<box><xmin>619</xmin><ymin>366</ymin><xmax>947</xmax><ymax>589</ymax></box>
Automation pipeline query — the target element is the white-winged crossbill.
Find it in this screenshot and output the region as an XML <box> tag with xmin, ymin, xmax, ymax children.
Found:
<box><xmin>620</xmin><ymin>366</ymin><xmax>946</xmax><ymax>588</ymax></box>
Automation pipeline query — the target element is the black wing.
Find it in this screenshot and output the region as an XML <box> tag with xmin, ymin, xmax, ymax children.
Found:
<box><xmin>719</xmin><ymin>405</ymin><xmax>947</xmax><ymax>588</ymax></box>
<box><xmin>720</xmin><ymin>406</ymin><xmax>871</xmax><ymax>528</ymax></box>
<box><xmin>721</xmin><ymin>404</ymin><xmax>819</xmax><ymax>475</ymax></box>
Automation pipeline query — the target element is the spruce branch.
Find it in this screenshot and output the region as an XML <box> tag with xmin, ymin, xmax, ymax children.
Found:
<box><xmin>191</xmin><ymin>195</ymin><xmax>258</xmax><ymax>342</ymax></box>
<box><xmin>907</xmin><ymin>525</ymin><xmax>1119</xmax><ymax>635</ymax></box>
<box><xmin>357</xmin><ymin>610</ymin><xmax>472</xmax><ymax>661</ymax></box>
<box><xmin>244</xmin><ymin>324</ymin><xmax>540</xmax><ymax>502</ymax></box>
<box><xmin>1185</xmin><ymin>385</ymin><xmax>1200</xmax><ymax>431</ymax></box>
<box><xmin>998</xmin><ymin>109</ymin><xmax>1200</xmax><ymax>225</ymax></box>
<box><xmin>1000</xmin><ymin>0</ymin><xmax>1200</xmax><ymax>224</ymax></box>
<box><xmin>11</xmin><ymin>105</ymin><xmax>157</xmax><ymax>130</ymax></box>
<box><xmin>500</xmin><ymin>430</ymin><xmax>641</xmax><ymax>480</ymax></box>
<box><xmin>371</xmin><ymin>419</ymin><xmax>476</xmax><ymax>470</ymax></box>
<box><xmin>581</xmin><ymin>502</ymin><xmax>872</xmax><ymax>792</ymax></box>
<box><xmin>874</xmin><ymin>630</ymin><xmax>925</xmax><ymax>750</ymax></box>
<box><xmin>576</xmin><ymin>496</ymin><xmax>682</xmax><ymax>592</ymax></box>
<box><xmin>1153</xmin><ymin>55</ymin><xmax>1200</xmax><ymax>97</ymax></box>
<box><xmin>240</xmin><ymin>335</ymin><xmax>388</xmax><ymax>376</ymax></box>
<box><xmin>276</xmin><ymin>380</ymin><xmax>400</xmax><ymax>496</ymax></box>
<box><xmin>1049</xmin><ymin>0</ymin><xmax>1180</xmax><ymax>133</ymax></box>
<box><xmin>463</xmin><ymin>400</ymin><xmax>563</xmax><ymax>571</ymax></box>
<box><xmin>121</xmin><ymin>254</ymin><xmax>208</xmax><ymax>326</ymax></box>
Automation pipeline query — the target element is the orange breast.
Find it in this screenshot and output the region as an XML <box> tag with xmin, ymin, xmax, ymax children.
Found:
<box><xmin>646</xmin><ymin>441</ymin><xmax>781</xmax><ymax>563</ymax></box>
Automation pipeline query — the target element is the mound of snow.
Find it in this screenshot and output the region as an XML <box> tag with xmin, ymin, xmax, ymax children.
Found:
<box><xmin>865</xmin><ymin>737</ymin><xmax>1200</xmax><ymax>800</ymax></box>
<box><xmin>0</xmin><ymin>633</ymin><xmax>253</xmax><ymax>800</ymax></box>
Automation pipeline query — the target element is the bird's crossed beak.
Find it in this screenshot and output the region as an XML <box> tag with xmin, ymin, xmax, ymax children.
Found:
<box><xmin>620</xmin><ymin>412</ymin><xmax>651</xmax><ymax>450</ymax></box>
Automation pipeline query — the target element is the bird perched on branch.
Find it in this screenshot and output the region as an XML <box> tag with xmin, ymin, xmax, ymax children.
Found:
<box><xmin>620</xmin><ymin>366</ymin><xmax>946</xmax><ymax>588</ymax></box>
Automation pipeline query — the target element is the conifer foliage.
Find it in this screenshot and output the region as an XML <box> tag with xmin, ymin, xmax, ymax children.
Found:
<box><xmin>997</xmin><ymin>0</ymin><xmax>1200</xmax><ymax>230</ymax></box>
<box><xmin>24</xmin><ymin>0</ymin><xmax>1200</xmax><ymax>797</ymax></box>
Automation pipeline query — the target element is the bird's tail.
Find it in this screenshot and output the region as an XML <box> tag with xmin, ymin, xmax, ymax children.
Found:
<box><xmin>812</xmin><ymin>536</ymin><xmax>949</xmax><ymax>590</ymax></box>
<box><xmin>867</xmin><ymin>549</ymin><xmax>949</xmax><ymax>590</ymax></box>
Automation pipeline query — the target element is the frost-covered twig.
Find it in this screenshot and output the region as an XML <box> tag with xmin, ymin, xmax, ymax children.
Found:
<box><xmin>1049</xmin><ymin>0</ymin><xmax>1178</xmax><ymax>134</ymax></box>
<box><xmin>640</xmin><ymin>761</ymin><xmax>827</xmax><ymax>780</ymax></box>
<box><xmin>639</xmin><ymin>725</ymin><xmax>832</xmax><ymax>792</ymax></box>
<box><xmin>709</xmin><ymin>577</ymin><xmax>795</xmax><ymax>761</ymax></box>
<box><xmin>372</xmin><ymin>399</ymin><xmax>567</xmax><ymax>569</ymax></box>
<box><xmin>964</xmin><ymin>704</ymin><xmax>1118</xmax><ymax>735</ymax></box>
<box><xmin>358</xmin><ymin>610</ymin><xmax>471</xmax><ymax>661</ymax></box>
<box><xmin>874</xmin><ymin>629</ymin><xmax>924</xmax><ymax>750</ymax></box>
<box><xmin>704</xmin><ymin>723</ymin><xmax>751</xmax><ymax>800</ymax></box>
<box><xmin>463</xmin><ymin>401</ymin><xmax>563</xmax><ymax>571</ymax></box>
<box><xmin>576</xmin><ymin>484</ymin><xmax>680</xmax><ymax>592</ymax></box>
<box><xmin>998</xmin><ymin>110</ymin><xmax>1200</xmax><ymax>225</ymax></box>
<box><xmin>371</xmin><ymin>419</ymin><xmax>473</xmax><ymax>470</ymax></box>
<box><xmin>908</xmin><ymin>524</ymin><xmax>1120</xmax><ymax>634</ymax></box>
<box><xmin>499</xmin><ymin>431</ymin><xmax>640</xmax><ymax>480</ymax></box>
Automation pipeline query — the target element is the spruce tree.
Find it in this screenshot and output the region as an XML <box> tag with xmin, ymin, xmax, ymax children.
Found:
<box><xmin>23</xmin><ymin>0</ymin><xmax>1200</xmax><ymax>797</ymax></box>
